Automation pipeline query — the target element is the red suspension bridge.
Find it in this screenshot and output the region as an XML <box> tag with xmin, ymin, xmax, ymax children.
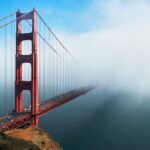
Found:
<box><xmin>0</xmin><ymin>9</ymin><xmax>94</xmax><ymax>132</ymax></box>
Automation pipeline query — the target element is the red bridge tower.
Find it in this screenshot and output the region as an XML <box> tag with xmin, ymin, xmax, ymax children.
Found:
<box><xmin>15</xmin><ymin>9</ymin><xmax>38</xmax><ymax>125</ymax></box>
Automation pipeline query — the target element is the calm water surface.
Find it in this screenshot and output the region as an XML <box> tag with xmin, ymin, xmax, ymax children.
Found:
<box><xmin>39</xmin><ymin>88</ymin><xmax>150</xmax><ymax>150</ymax></box>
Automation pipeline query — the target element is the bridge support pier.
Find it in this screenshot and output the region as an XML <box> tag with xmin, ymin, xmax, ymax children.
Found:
<box><xmin>15</xmin><ymin>9</ymin><xmax>39</xmax><ymax>125</ymax></box>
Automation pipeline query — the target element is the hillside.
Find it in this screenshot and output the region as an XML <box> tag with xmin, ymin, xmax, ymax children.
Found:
<box><xmin>0</xmin><ymin>126</ymin><xmax>62</xmax><ymax>150</ymax></box>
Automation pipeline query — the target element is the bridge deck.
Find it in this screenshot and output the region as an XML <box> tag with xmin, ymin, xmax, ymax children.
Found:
<box><xmin>0</xmin><ymin>87</ymin><xmax>94</xmax><ymax>132</ymax></box>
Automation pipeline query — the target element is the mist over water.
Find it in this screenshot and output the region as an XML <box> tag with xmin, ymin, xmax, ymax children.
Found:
<box><xmin>39</xmin><ymin>87</ymin><xmax>150</xmax><ymax>150</ymax></box>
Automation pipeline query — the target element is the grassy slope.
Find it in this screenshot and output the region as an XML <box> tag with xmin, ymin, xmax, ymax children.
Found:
<box><xmin>0</xmin><ymin>132</ymin><xmax>40</xmax><ymax>150</ymax></box>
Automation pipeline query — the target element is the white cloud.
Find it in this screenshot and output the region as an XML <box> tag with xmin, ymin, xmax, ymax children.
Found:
<box><xmin>57</xmin><ymin>0</ymin><xmax>150</xmax><ymax>96</ymax></box>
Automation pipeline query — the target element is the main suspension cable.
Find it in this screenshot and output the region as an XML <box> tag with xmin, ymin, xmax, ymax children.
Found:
<box><xmin>0</xmin><ymin>11</ymin><xmax>16</xmax><ymax>22</ymax></box>
<box><xmin>0</xmin><ymin>11</ymin><xmax>32</xmax><ymax>29</ymax></box>
<box><xmin>35</xmin><ymin>10</ymin><xmax>76</xmax><ymax>60</ymax></box>
<box><xmin>25</xmin><ymin>20</ymin><xmax>62</xmax><ymax>59</ymax></box>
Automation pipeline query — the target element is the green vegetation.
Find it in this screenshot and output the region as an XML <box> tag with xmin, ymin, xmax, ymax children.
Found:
<box><xmin>0</xmin><ymin>132</ymin><xmax>40</xmax><ymax>150</ymax></box>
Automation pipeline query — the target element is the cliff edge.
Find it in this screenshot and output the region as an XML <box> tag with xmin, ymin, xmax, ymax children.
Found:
<box><xmin>0</xmin><ymin>126</ymin><xmax>62</xmax><ymax>150</ymax></box>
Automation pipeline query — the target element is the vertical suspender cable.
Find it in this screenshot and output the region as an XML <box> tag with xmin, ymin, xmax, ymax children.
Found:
<box><xmin>48</xmin><ymin>32</ymin><xmax>51</xmax><ymax>97</ymax></box>
<box><xmin>39</xmin><ymin>19</ymin><xmax>41</xmax><ymax>102</ymax></box>
<box><xmin>66</xmin><ymin>52</ymin><xmax>67</xmax><ymax>91</ymax></box>
<box><xmin>27</xmin><ymin>22</ymin><xmax>29</xmax><ymax>107</ymax></box>
<box><xmin>6</xmin><ymin>25</ymin><xmax>8</xmax><ymax>114</ymax></box>
<box><xmin>13</xmin><ymin>18</ymin><xmax>15</xmax><ymax>110</ymax></box>
<box><xmin>70</xmin><ymin>55</ymin><xmax>72</xmax><ymax>90</ymax></box>
<box><xmin>3</xmin><ymin>25</ymin><xmax>5</xmax><ymax>115</ymax></box>
<box><xmin>42</xmin><ymin>24</ymin><xmax>44</xmax><ymax>99</ymax></box>
<box><xmin>55</xmin><ymin>41</ymin><xmax>57</xmax><ymax>95</ymax></box>
<box><xmin>59</xmin><ymin>47</ymin><xmax>62</xmax><ymax>93</ymax></box>
<box><xmin>62</xmin><ymin>48</ymin><xmax>64</xmax><ymax>93</ymax></box>
<box><xmin>56</xmin><ymin>42</ymin><xmax>58</xmax><ymax>95</ymax></box>
<box><xmin>69</xmin><ymin>55</ymin><xmax>71</xmax><ymax>90</ymax></box>
<box><xmin>25</xmin><ymin>21</ymin><xmax>27</xmax><ymax>107</ymax></box>
<box><xmin>65</xmin><ymin>52</ymin><xmax>68</xmax><ymax>92</ymax></box>
<box><xmin>10</xmin><ymin>18</ymin><xmax>13</xmax><ymax>111</ymax></box>
<box><xmin>44</xmin><ymin>24</ymin><xmax>46</xmax><ymax>98</ymax></box>
<box><xmin>4</xmin><ymin>25</ymin><xmax>8</xmax><ymax>114</ymax></box>
<box><xmin>52</xmin><ymin>42</ymin><xmax>54</xmax><ymax>97</ymax></box>
<box><xmin>64</xmin><ymin>50</ymin><xmax>66</xmax><ymax>92</ymax></box>
<box><xmin>70</xmin><ymin>55</ymin><xmax>72</xmax><ymax>89</ymax></box>
<box><xmin>53</xmin><ymin>38</ymin><xmax>56</xmax><ymax>96</ymax></box>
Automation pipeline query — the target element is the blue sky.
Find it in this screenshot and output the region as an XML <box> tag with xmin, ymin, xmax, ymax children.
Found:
<box><xmin>0</xmin><ymin>0</ymin><xmax>95</xmax><ymax>33</ymax></box>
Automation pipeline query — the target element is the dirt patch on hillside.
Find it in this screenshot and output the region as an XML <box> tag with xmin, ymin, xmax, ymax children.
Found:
<box><xmin>5</xmin><ymin>126</ymin><xmax>63</xmax><ymax>150</ymax></box>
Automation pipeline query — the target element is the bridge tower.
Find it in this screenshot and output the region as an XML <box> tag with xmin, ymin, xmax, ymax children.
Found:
<box><xmin>15</xmin><ymin>9</ymin><xmax>38</xmax><ymax>125</ymax></box>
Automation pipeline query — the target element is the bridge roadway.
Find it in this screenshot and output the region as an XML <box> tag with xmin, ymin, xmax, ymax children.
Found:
<box><xmin>0</xmin><ymin>87</ymin><xmax>94</xmax><ymax>132</ymax></box>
